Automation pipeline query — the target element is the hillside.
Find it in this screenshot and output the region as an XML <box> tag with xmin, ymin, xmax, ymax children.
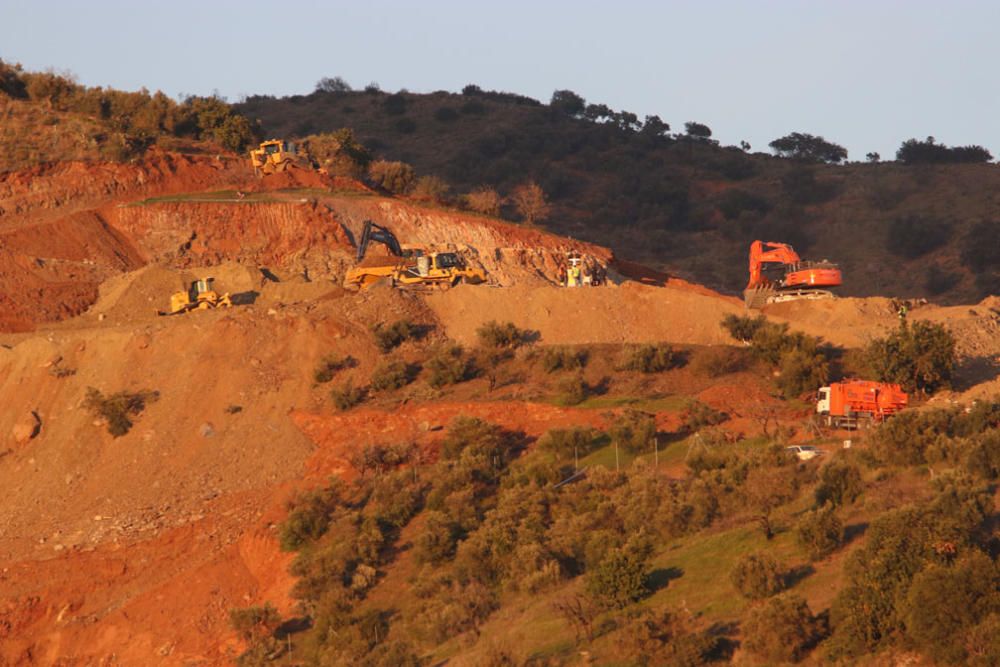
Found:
<box><xmin>4</xmin><ymin>70</ymin><xmax>1000</xmax><ymax>666</ymax></box>
<box><xmin>237</xmin><ymin>87</ymin><xmax>1000</xmax><ymax>304</ymax></box>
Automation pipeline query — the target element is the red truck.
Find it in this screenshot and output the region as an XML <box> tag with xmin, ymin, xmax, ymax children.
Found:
<box><xmin>816</xmin><ymin>380</ymin><xmax>908</xmax><ymax>427</ymax></box>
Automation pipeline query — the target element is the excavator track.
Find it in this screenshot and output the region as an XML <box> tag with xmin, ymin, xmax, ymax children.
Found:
<box><xmin>744</xmin><ymin>286</ymin><xmax>835</xmax><ymax>309</ymax></box>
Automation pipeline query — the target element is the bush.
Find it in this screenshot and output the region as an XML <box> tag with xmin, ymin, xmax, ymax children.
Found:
<box><xmin>618</xmin><ymin>344</ymin><xmax>680</xmax><ymax>373</ymax></box>
<box><xmin>795</xmin><ymin>504</ymin><xmax>844</xmax><ymax>560</ymax></box>
<box><xmin>433</xmin><ymin>107</ymin><xmax>459</xmax><ymax>122</ymax></box>
<box><xmin>331</xmin><ymin>380</ymin><xmax>366</xmax><ymax>410</ymax></box>
<box><xmin>690</xmin><ymin>346</ymin><xmax>749</xmax><ymax>377</ymax></box>
<box><xmin>815</xmin><ymin>460</ymin><xmax>864</xmax><ymax>507</ymax></box>
<box><xmin>370</xmin><ymin>359</ymin><xmax>415</xmax><ymax>392</ymax></box>
<box><xmin>769</xmin><ymin>132</ymin><xmax>848</xmax><ymax>163</ymax></box>
<box><xmin>368</xmin><ymin>160</ymin><xmax>415</xmax><ymax>194</ymax></box>
<box><xmin>865</xmin><ymin>320</ymin><xmax>956</xmax><ymax>394</ymax></box>
<box><xmin>464</xmin><ymin>187</ymin><xmax>503</xmax><ymax>216</ymax></box>
<box><xmin>720</xmin><ymin>314</ymin><xmax>768</xmax><ymax>344</ymax></box>
<box><xmin>609</xmin><ymin>409</ymin><xmax>657</xmax><ymax>454</ymax></box>
<box><xmin>776</xmin><ymin>347</ymin><xmax>829</xmax><ymax>398</ymax></box>
<box><xmin>537</xmin><ymin>427</ymin><xmax>602</xmax><ymax>463</ymax></box>
<box><xmin>717</xmin><ymin>189</ymin><xmax>770</xmax><ymax>221</ymax></box>
<box><xmin>313</xmin><ymin>354</ymin><xmax>352</xmax><ymax>383</ymax></box>
<box><xmin>83</xmin><ymin>387</ymin><xmax>160</xmax><ymax>438</ymax></box>
<box><xmin>615</xmin><ymin>608</ymin><xmax>722</xmax><ymax>667</ymax></box>
<box><xmin>372</xmin><ymin>320</ymin><xmax>415</xmax><ymax>352</ymax></box>
<box><xmin>682</xmin><ymin>400</ymin><xmax>727</xmax><ymax>432</ymax></box>
<box><xmin>476</xmin><ymin>320</ymin><xmax>527</xmax><ymax>350</ymax></box>
<box><xmin>901</xmin><ymin>551</ymin><xmax>1000</xmax><ymax>664</ymax></box>
<box><xmin>540</xmin><ymin>346</ymin><xmax>588</xmax><ymax>373</ymax></box>
<box><xmin>555</xmin><ymin>374</ymin><xmax>588</xmax><ymax>406</ymax></box>
<box><xmin>414</xmin><ymin>511</ymin><xmax>461</xmax><ymax>565</ymax></box>
<box><xmin>585</xmin><ymin>545</ymin><xmax>650</xmax><ymax>609</ymax></box>
<box><xmin>965</xmin><ymin>613</ymin><xmax>1000</xmax><ymax>667</ymax></box>
<box><xmin>425</xmin><ymin>344</ymin><xmax>474</xmax><ymax>388</ymax></box>
<box><xmin>730</xmin><ymin>553</ymin><xmax>786</xmax><ymax>600</ymax></box>
<box><xmin>411</xmin><ymin>175</ymin><xmax>450</xmax><ymax>203</ymax></box>
<box><xmin>742</xmin><ymin>593</ymin><xmax>824</xmax><ymax>663</ymax></box>
<box><xmin>279</xmin><ymin>485</ymin><xmax>342</xmax><ymax>550</ymax></box>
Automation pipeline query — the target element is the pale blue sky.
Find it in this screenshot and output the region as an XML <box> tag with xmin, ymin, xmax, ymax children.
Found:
<box><xmin>3</xmin><ymin>0</ymin><xmax>998</xmax><ymax>160</ymax></box>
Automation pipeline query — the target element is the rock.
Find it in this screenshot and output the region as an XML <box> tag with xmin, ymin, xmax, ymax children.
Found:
<box><xmin>199</xmin><ymin>422</ymin><xmax>215</xmax><ymax>438</ymax></box>
<box><xmin>12</xmin><ymin>412</ymin><xmax>41</xmax><ymax>444</ymax></box>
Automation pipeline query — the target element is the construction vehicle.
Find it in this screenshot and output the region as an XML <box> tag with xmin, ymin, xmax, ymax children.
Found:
<box><xmin>249</xmin><ymin>139</ymin><xmax>310</xmax><ymax>175</ymax></box>
<box><xmin>161</xmin><ymin>278</ymin><xmax>233</xmax><ymax>315</ymax></box>
<box><xmin>744</xmin><ymin>240</ymin><xmax>842</xmax><ymax>308</ymax></box>
<box><xmin>816</xmin><ymin>380</ymin><xmax>908</xmax><ymax>427</ymax></box>
<box><xmin>344</xmin><ymin>220</ymin><xmax>486</xmax><ymax>289</ymax></box>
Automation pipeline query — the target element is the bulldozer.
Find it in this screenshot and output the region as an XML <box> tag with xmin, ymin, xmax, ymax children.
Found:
<box><xmin>744</xmin><ymin>240</ymin><xmax>841</xmax><ymax>308</ymax></box>
<box><xmin>249</xmin><ymin>139</ymin><xmax>310</xmax><ymax>176</ymax></box>
<box><xmin>161</xmin><ymin>278</ymin><xmax>233</xmax><ymax>315</ymax></box>
<box><xmin>344</xmin><ymin>221</ymin><xmax>486</xmax><ymax>290</ymax></box>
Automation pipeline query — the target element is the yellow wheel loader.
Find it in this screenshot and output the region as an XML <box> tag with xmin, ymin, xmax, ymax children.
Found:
<box><xmin>160</xmin><ymin>278</ymin><xmax>233</xmax><ymax>315</ymax></box>
<box><xmin>344</xmin><ymin>221</ymin><xmax>486</xmax><ymax>290</ymax></box>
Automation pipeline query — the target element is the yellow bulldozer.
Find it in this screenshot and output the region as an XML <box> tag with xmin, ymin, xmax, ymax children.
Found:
<box><xmin>249</xmin><ymin>139</ymin><xmax>310</xmax><ymax>175</ymax></box>
<box><xmin>161</xmin><ymin>278</ymin><xmax>233</xmax><ymax>315</ymax></box>
<box><xmin>344</xmin><ymin>221</ymin><xmax>486</xmax><ymax>289</ymax></box>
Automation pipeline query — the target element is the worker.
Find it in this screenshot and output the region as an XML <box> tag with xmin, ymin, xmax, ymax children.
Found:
<box><xmin>897</xmin><ymin>303</ymin><xmax>908</xmax><ymax>322</ymax></box>
<box><xmin>567</xmin><ymin>261</ymin><xmax>581</xmax><ymax>287</ymax></box>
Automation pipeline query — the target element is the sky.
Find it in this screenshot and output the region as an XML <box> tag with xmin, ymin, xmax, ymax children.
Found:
<box><xmin>3</xmin><ymin>0</ymin><xmax>999</xmax><ymax>161</ymax></box>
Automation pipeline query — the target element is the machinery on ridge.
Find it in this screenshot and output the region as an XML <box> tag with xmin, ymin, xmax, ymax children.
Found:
<box><xmin>744</xmin><ymin>240</ymin><xmax>841</xmax><ymax>308</ymax></box>
<box><xmin>161</xmin><ymin>278</ymin><xmax>232</xmax><ymax>315</ymax></box>
<box><xmin>249</xmin><ymin>139</ymin><xmax>311</xmax><ymax>175</ymax></box>
<box><xmin>345</xmin><ymin>220</ymin><xmax>486</xmax><ymax>290</ymax></box>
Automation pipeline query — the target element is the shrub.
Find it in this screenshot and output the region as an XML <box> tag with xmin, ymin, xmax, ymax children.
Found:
<box><xmin>540</xmin><ymin>346</ymin><xmax>588</xmax><ymax>373</ymax></box>
<box><xmin>278</xmin><ymin>485</ymin><xmax>342</xmax><ymax>550</ymax></box>
<box><xmin>83</xmin><ymin>387</ymin><xmax>160</xmax><ymax>438</ymax></box>
<box><xmin>464</xmin><ymin>187</ymin><xmax>503</xmax><ymax>216</ymax></box>
<box><xmin>742</xmin><ymin>593</ymin><xmax>824</xmax><ymax>663</ymax></box>
<box><xmin>381</xmin><ymin>92</ymin><xmax>407</xmax><ymax>115</ymax></box>
<box><xmin>229</xmin><ymin>603</ymin><xmax>282</xmax><ymax>643</ymax></box>
<box><xmin>440</xmin><ymin>416</ymin><xmax>509</xmax><ymax>463</ymax></box>
<box><xmin>720</xmin><ymin>314</ymin><xmax>768</xmax><ymax>344</ymax></box>
<box><xmin>411</xmin><ymin>175</ymin><xmax>450</xmax><ymax>203</ymax></box>
<box><xmin>615</xmin><ymin>608</ymin><xmax>722</xmax><ymax>667</ymax></box>
<box><xmin>555</xmin><ymin>374</ymin><xmax>588</xmax><ymax>406</ymax></box>
<box><xmin>796</xmin><ymin>504</ymin><xmax>844</xmax><ymax>560</ymax></box>
<box><xmin>901</xmin><ymin>551</ymin><xmax>1000</xmax><ymax>664</ymax></box>
<box><xmin>476</xmin><ymin>320</ymin><xmax>527</xmax><ymax>350</ymax></box>
<box><xmin>865</xmin><ymin>320</ymin><xmax>956</xmax><ymax>394</ymax></box>
<box><xmin>717</xmin><ymin>189</ymin><xmax>770</xmax><ymax>221</ymax></box>
<box><xmin>769</xmin><ymin>132</ymin><xmax>848</xmax><ymax>163</ymax></box>
<box><xmin>585</xmin><ymin>545</ymin><xmax>650</xmax><ymax>609</ymax></box>
<box><xmin>776</xmin><ymin>347</ymin><xmax>829</xmax><ymax>398</ymax></box>
<box><xmin>370</xmin><ymin>360</ymin><xmax>415</xmax><ymax>392</ymax></box>
<box><xmin>538</xmin><ymin>427</ymin><xmax>602</xmax><ymax>463</ymax></box>
<box><xmin>618</xmin><ymin>344</ymin><xmax>680</xmax><ymax>373</ymax></box>
<box><xmin>414</xmin><ymin>511</ymin><xmax>461</xmax><ymax>565</ymax></box>
<box><xmin>425</xmin><ymin>344</ymin><xmax>474</xmax><ymax>388</ymax></box>
<box><xmin>331</xmin><ymin>380</ymin><xmax>365</xmax><ymax>411</ymax></box>
<box><xmin>730</xmin><ymin>553</ymin><xmax>786</xmax><ymax>600</ymax></box>
<box><xmin>965</xmin><ymin>613</ymin><xmax>1000</xmax><ymax>667</ymax></box>
<box><xmin>371</xmin><ymin>320</ymin><xmax>415</xmax><ymax>352</ymax></box>
<box><xmin>690</xmin><ymin>346</ymin><xmax>749</xmax><ymax>377</ymax></box>
<box><xmin>815</xmin><ymin>460</ymin><xmax>864</xmax><ymax>507</ymax></box>
<box><xmin>682</xmin><ymin>400</ymin><xmax>727</xmax><ymax>432</ymax></box>
<box><xmin>349</xmin><ymin>443</ymin><xmax>415</xmax><ymax>477</ymax></box>
<box><xmin>433</xmin><ymin>107</ymin><xmax>459</xmax><ymax>122</ymax></box>
<box><xmin>313</xmin><ymin>354</ymin><xmax>352</xmax><ymax>383</ymax></box>
<box><xmin>368</xmin><ymin>160</ymin><xmax>415</xmax><ymax>194</ymax></box>
<box><xmin>609</xmin><ymin>409</ymin><xmax>657</xmax><ymax>454</ymax></box>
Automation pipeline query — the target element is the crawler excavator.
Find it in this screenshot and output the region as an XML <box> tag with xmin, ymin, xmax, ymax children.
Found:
<box><xmin>744</xmin><ymin>240</ymin><xmax>841</xmax><ymax>308</ymax></box>
<box><xmin>344</xmin><ymin>221</ymin><xmax>486</xmax><ymax>290</ymax></box>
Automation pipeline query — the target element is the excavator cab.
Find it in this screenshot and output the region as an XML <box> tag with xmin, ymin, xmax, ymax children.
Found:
<box><xmin>165</xmin><ymin>278</ymin><xmax>233</xmax><ymax>315</ymax></box>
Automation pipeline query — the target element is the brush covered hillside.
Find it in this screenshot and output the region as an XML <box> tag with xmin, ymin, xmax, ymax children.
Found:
<box><xmin>237</xmin><ymin>84</ymin><xmax>1000</xmax><ymax>304</ymax></box>
<box><xmin>5</xmin><ymin>63</ymin><xmax>1000</xmax><ymax>667</ymax></box>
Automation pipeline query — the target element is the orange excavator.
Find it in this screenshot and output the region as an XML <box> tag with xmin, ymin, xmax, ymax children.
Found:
<box><xmin>744</xmin><ymin>240</ymin><xmax>841</xmax><ymax>308</ymax></box>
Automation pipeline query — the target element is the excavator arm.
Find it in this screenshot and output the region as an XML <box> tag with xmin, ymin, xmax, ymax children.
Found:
<box><xmin>747</xmin><ymin>240</ymin><xmax>803</xmax><ymax>289</ymax></box>
<box><xmin>356</xmin><ymin>220</ymin><xmax>403</xmax><ymax>262</ymax></box>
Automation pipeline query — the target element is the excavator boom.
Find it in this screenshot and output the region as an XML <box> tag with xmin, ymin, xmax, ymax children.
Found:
<box><xmin>745</xmin><ymin>240</ymin><xmax>841</xmax><ymax>307</ymax></box>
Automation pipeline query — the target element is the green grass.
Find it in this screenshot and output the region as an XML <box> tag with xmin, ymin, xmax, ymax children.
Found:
<box><xmin>574</xmin><ymin>394</ymin><xmax>688</xmax><ymax>412</ymax></box>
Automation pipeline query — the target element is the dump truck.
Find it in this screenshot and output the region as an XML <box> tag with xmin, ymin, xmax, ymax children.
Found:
<box><xmin>816</xmin><ymin>380</ymin><xmax>908</xmax><ymax>427</ymax></box>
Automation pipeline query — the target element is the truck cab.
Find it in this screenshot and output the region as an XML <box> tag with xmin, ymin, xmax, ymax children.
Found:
<box><xmin>816</xmin><ymin>387</ymin><xmax>831</xmax><ymax>415</ymax></box>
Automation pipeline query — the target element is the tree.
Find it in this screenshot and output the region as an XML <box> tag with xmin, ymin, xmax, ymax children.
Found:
<box><xmin>730</xmin><ymin>553</ymin><xmax>786</xmax><ymax>600</ymax></box>
<box><xmin>585</xmin><ymin>545</ymin><xmax>650</xmax><ymax>609</ymax></box>
<box><xmin>865</xmin><ymin>320</ymin><xmax>957</xmax><ymax>394</ymax></box>
<box><xmin>315</xmin><ymin>76</ymin><xmax>352</xmax><ymax>93</ymax></box>
<box><xmin>550</xmin><ymin>89</ymin><xmax>586</xmax><ymax>116</ymax></box>
<box><xmin>768</xmin><ymin>132</ymin><xmax>848</xmax><ymax>163</ymax></box>
<box><xmin>640</xmin><ymin>115</ymin><xmax>670</xmax><ymax>138</ymax></box>
<box><xmin>742</xmin><ymin>593</ymin><xmax>824</xmax><ymax>663</ymax></box>
<box><xmin>897</xmin><ymin>136</ymin><xmax>993</xmax><ymax>164</ymax></box>
<box><xmin>368</xmin><ymin>160</ymin><xmax>415</xmax><ymax>194</ymax></box>
<box><xmin>684</xmin><ymin>121</ymin><xmax>713</xmax><ymax>140</ymax></box>
<box><xmin>511</xmin><ymin>181</ymin><xmax>550</xmax><ymax>225</ymax></box>
<box><xmin>464</xmin><ymin>187</ymin><xmax>503</xmax><ymax>216</ymax></box>
<box><xmin>866</xmin><ymin>151</ymin><xmax>881</xmax><ymax>162</ymax></box>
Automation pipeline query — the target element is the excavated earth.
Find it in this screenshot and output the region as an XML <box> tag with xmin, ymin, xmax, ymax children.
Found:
<box><xmin>3</xmin><ymin>153</ymin><xmax>1000</xmax><ymax>664</ymax></box>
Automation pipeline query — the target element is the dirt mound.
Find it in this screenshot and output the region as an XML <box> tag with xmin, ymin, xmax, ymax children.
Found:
<box><xmin>424</xmin><ymin>282</ymin><xmax>744</xmax><ymax>346</ymax></box>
